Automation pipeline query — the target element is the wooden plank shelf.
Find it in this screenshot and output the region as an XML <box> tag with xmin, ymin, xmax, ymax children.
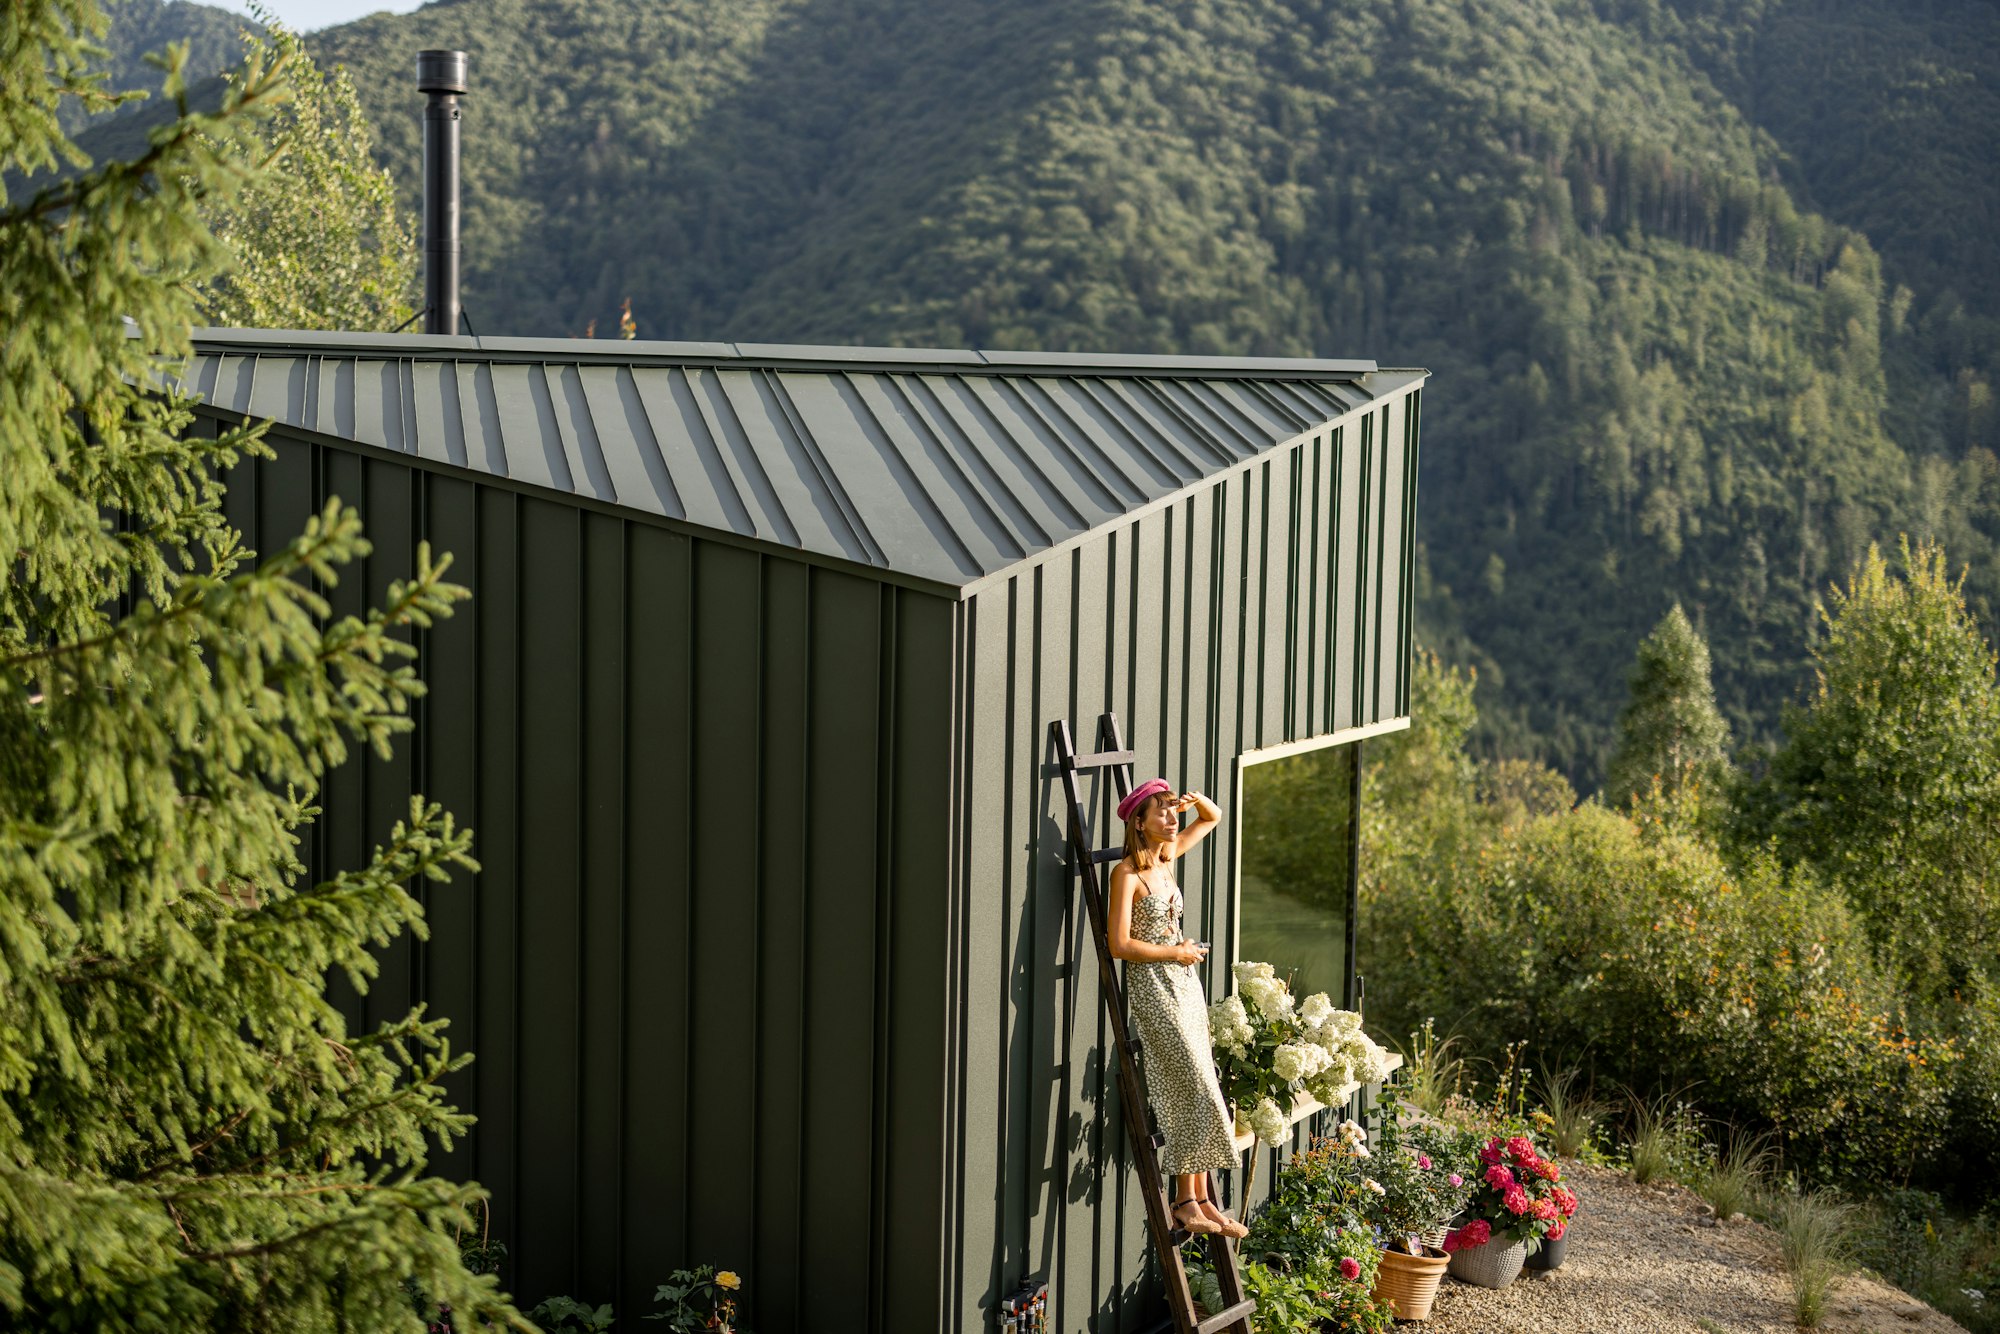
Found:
<box><xmin>1228</xmin><ymin>1052</ymin><xmax>1403</xmax><ymax>1153</ymax></box>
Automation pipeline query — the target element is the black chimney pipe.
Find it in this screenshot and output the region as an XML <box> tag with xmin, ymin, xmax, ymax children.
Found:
<box><xmin>417</xmin><ymin>50</ymin><xmax>468</xmax><ymax>336</ymax></box>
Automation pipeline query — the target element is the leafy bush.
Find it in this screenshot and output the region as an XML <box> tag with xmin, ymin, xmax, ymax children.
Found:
<box><xmin>1372</xmin><ymin>798</ymin><xmax>1954</xmax><ymax>1182</ymax></box>
<box><xmin>1366</xmin><ymin>1085</ymin><xmax>1475</xmax><ymax>1248</ymax></box>
<box><xmin>1216</xmin><ymin>1137</ymin><xmax>1396</xmax><ymax>1334</ymax></box>
<box><xmin>1236</xmin><ymin>1258</ymin><xmax>1394</xmax><ymax>1334</ymax></box>
<box><xmin>1850</xmin><ymin>1191</ymin><xmax>2000</xmax><ymax>1333</ymax></box>
<box><xmin>526</xmin><ymin>1296</ymin><xmax>615</xmax><ymax>1333</ymax></box>
<box><xmin>1242</xmin><ymin>1136</ymin><xmax>1377</xmax><ymax>1277</ymax></box>
<box><xmin>646</xmin><ymin>1265</ymin><xmax>749</xmax><ymax>1333</ymax></box>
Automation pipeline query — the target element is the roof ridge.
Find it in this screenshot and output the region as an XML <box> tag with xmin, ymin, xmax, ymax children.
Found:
<box><xmin>185</xmin><ymin>328</ymin><xmax>1377</xmax><ymax>379</ymax></box>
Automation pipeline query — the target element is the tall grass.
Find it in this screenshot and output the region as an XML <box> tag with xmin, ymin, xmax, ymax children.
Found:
<box><xmin>1692</xmin><ymin>1126</ymin><xmax>1774</xmax><ymax>1221</ymax></box>
<box><xmin>1777</xmin><ymin>1190</ymin><xmax>1850</xmax><ymax>1327</ymax></box>
<box><xmin>1537</xmin><ymin>1068</ymin><xmax>1603</xmax><ymax>1159</ymax></box>
<box><xmin>1621</xmin><ymin>1087</ymin><xmax>1703</xmax><ymax>1186</ymax></box>
<box><xmin>1396</xmin><ymin>1018</ymin><xmax>1465</xmax><ymax>1116</ymax></box>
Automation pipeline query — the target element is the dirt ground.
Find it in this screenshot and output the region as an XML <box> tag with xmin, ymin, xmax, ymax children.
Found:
<box><xmin>1417</xmin><ymin>1158</ymin><xmax>1966</xmax><ymax>1333</ymax></box>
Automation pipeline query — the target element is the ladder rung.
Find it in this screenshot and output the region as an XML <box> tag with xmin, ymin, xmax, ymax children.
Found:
<box><xmin>1195</xmin><ymin>1299</ymin><xmax>1257</xmax><ymax>1333</ymax></box>
<box><xmin>1151</xmin><ymin>1131</ymin><xmax>1166</xmax><ymax>1148</ymax></box>
<box><xmin>1091</xmin><ymin>847</ymin><xmax>1125</xmax><ymax>865</ymax></box>
<box><xmin>1066</xmin><ymin>749</ymin><xmax>1135</xmax><ymax>770</ymax></box>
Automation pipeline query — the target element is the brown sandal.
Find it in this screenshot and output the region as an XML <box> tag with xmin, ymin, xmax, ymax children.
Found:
<box><xmin>1199</xmin><ymin>1200</ymin><xmax>1249</xmax><ymax>1238</ymax></box>
<box><xmin>1172</xmin><ymin>1196</ymin><xmax>1221</xmax><ymax>1235</ymax></box>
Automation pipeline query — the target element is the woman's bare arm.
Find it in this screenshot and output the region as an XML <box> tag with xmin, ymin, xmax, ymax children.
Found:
<box><xmin>1171</xmin><ymin>791</ymin><xmax>1222</xmax><ymax>858</ymax></box>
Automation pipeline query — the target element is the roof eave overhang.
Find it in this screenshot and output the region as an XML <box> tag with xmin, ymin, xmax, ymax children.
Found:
<box><xmin>183</xmin><ymin>401</ymin><xmax>975</xmax><ymax>602</ymax></box>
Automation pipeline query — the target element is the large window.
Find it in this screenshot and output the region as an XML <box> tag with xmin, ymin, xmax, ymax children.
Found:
<box><xmin>1235</xmin><ymin>740</ymin><xmax>1360</xmax><ymax>1008</ymax></box>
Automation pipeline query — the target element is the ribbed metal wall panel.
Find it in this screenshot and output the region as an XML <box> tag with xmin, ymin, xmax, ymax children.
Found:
<box><xmin>943</xmin><ymin>383</ymin><xmax>1423</xmax><ymax>1333</ymax></box>
<box><xmin>210</xmin><ymin>419</ymin><xmax>954</xmax><ymax>1333</ymax></box>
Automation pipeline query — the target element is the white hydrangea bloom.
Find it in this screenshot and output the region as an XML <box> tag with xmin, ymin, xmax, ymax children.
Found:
<box><xmin>1233</xmin><ymin>960</ymin><xmax>1276</xmax><ymax>990</ymax></box>
<box><xmin>1249</xmin><ymin>1097</ymin><xmax>1289</xmax><ymax>1146</ymax></box>
<box><xmin>1304</xmin><ymin>1061</ymin><xmax>1354</xmax><ymax>1108</ymax></box>
<box><xmin>1272</xmin><ymin>1042</ymin><xmax>1323</xmax><ymax>1083</ymax></box>
<box><xmin>1341</xmin><ymin>1030</ymin><xmax>1394</xmax><ymax>1084</ymax></box>
<box><xmin>1299</xmin><ymin>991</ymin><xmax>1335</xmax><ymax>1029</ymax></box>
<box><xmin>1242</xmin><ymin>974</ymin><xmax>1290</xmax><ymax>1020</ymax></box>
<box><xmin>1208</xmin><ymin>994</ymin><xmax>1253</xmax><ymax>1058</ymax></box>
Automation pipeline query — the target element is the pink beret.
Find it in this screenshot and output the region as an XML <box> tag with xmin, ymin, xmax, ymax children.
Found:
<box><xmin>1117</xmin><ymin>778</ymin><xmax>1174</xmax><ymax>824</ymax></box>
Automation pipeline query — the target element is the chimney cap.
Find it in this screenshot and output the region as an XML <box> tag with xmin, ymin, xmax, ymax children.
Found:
<box><xmin>417</xmin><ymin>49</ymin><xmax>468</xmax><ymax>95</ymax></box>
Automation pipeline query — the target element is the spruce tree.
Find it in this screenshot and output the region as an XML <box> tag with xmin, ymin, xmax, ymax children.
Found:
<box><xmin>1605</xmin><ymin>603</ymin><xmax>1731</xmax><ymax>808</ymax></box>
<box><xmin>1</xmin><ymin>4</ymin><xmax>519</xmax><ymax>1328</ymax></box>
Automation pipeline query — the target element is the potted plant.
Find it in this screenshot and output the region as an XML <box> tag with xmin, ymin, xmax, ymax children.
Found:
<box><xmin>646</xmin><ymin>1265</ymin><xmax>750</xmax><ymax>1333</ymax></box>
<box><xmin>1442</xmin><ymin>1134</ymin><xmax>1571</xmax><ymax>1288</ymax></box>
<box><xmin>1210</xmin><ymin>963</ymin><xmax>1395</xmax><ymax>1207</ymax></box>
<box><xmin>1521</xmin><ymin>1156</ymin><xmax>1579</xmax><ymax>1272</ymax></box>
<box><xmin>1359</xmin><ymin>1094</ymin><xmax>1475</xmax><ymax>1320</ymax></box>
<box><xmin>1196</xmin><ymin>1130</ymin><xmax>1396</xmax><ymax>1331</ymax></box>
<box><xmin>526</xmin><ymin>1297</ymin><xmax>616</xmax><ymax>1333</ymax></box>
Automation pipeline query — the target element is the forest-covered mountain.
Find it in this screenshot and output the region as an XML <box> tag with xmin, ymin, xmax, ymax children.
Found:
<box><xmin>90</xmin><ymin>0</ymin><xmax>2000</xmax><ymax>788</ymax></box>
<box><xmin>61</xmin><ymin>0</ymin><xmax>255</xmax><ymax>133</ymax></box>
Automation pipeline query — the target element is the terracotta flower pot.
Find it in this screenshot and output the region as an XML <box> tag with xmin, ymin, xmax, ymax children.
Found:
<box><xmin>1371</xmin><ymin>1246</ymin><xmax>1449</xmax><ymax>1320</ymax></box>
<box><xmin>1445</xmin><ymin>1236</ymin><xmax>1526</xmax><ymax>1289</ymax></box>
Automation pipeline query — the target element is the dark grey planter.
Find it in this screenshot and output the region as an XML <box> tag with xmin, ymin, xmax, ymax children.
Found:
<box><xmin>1524</xmin><ymin>1222</ymin><xmax>1569</xmax><ymax>1271</ymax></box>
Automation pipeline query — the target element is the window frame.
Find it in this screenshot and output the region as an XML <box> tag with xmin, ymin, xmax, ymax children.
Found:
<box><xmin>1226</xmin><ymin>716</ymin><xmax>1409</xmax><ymax>1010</ymax></box>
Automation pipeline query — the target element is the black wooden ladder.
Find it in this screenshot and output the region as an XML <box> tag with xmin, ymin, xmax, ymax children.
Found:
<box><xmin>1050</xmin><ymin>713</ymin><xmax>1255</xmax><ymax>1334</ymax></box>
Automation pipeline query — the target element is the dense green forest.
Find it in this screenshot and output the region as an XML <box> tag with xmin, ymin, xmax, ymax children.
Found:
<box><xmin>82</xmin><ymin>0</ymin><xmax>2000</xmax><ymax>789</ymax></box>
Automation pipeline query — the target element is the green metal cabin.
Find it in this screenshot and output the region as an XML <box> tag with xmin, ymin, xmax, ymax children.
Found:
<box><xmin>177</xmin><ymin>330</ymin><xmax>1426</xmax><ymax>1333</ymax></box>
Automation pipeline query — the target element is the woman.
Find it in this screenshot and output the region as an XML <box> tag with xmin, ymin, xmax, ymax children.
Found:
<box><xmin>1106</xmin><ymin>778</ymin><xmax>1247</xmax><ymax>1239</ymax></box>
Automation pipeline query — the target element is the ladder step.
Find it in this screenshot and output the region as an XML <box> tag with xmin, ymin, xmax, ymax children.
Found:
<box><xmin>1091</xmin><ymin>847</ymin><xmax>1126</xmax><ymax>865</ymax></box>
<box><xmin>1066</xmin><ymin>749</ymin><xmax>1136</xmax><ymax>770</ymax></box>
<box><xmin>1195</xmin><ymin>1299</ymin><xmax>1257</xmax><ymax>1333</ymax></box>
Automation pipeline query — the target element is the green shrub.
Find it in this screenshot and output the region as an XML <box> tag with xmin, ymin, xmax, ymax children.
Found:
<box><xmin>1371</xmin><ymin>801</ymin><xmax>1954</xmax><ymax>1182</ymax></box>
<box><xmin>1850</xmin><ymin>1191</ymin><xmax>2000</xmax><ymax>1332</ymax></box>
<box><xmin>1236</xmin><ymin>1256</ymin><xmax>1394</xmax><ymax>1334</ymax></box>
<box><xmin>527</xmin><ymin>1296</ymin><xmax>616</xmax><ymax>1333</ymax></box>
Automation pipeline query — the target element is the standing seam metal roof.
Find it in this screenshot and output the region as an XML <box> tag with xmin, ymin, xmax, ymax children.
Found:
<box><xmin>176</xmin><ymin>330</ymin><xmax>1425</xmax><ymax>591</ymax></box>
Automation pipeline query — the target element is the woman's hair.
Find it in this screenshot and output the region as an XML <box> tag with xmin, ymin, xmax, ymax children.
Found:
<box><xmin>1123</xmin><ymin>793</ymin><xmax>1168</xmax><ymax>871</ymax></box>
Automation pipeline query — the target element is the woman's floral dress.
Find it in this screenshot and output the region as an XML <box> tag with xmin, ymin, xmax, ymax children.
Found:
<box><xmin>1125</xmin><ymin>864</ymin><xmax>1237</xmax><ymax>1175</ymax></box>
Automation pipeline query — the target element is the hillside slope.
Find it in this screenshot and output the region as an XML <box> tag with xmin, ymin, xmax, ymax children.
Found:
<box><xmin>63</xmin><ymin>0</ymin><xmax>253</xmax><ymax>132</ymax></box>
<box><xmin>80</xmin><ymin>0</ymin><xmax>1992</xmax><ymax>784</ymax></box>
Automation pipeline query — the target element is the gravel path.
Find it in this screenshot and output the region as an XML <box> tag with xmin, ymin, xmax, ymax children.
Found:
<box><xmin>1417</xmin><ymin>1159</ymin><xmax>1966</xmax><ymax>1333</ymax></box>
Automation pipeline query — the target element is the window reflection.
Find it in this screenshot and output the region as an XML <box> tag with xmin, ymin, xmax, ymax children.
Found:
<box><xmin>1237</xmin><ymin>741</ymin><xmax>1357</xmax><ymax>1006</ymax></box>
